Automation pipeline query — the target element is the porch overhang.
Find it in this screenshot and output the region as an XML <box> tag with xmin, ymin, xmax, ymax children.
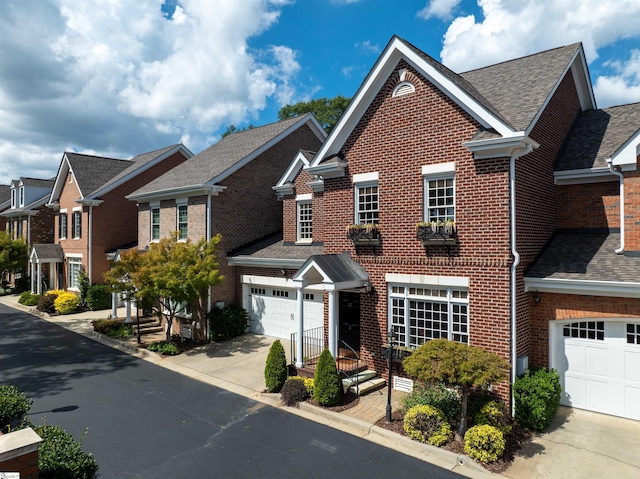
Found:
<box><xmin>291</xmin><ymin>253</ymin><xmax>369</xmax><ymax>290</ymax></box>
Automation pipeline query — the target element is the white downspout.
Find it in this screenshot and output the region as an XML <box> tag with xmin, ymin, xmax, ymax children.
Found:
<box><xmin>206</xmin><ymin>192</ymin><xmax>212</xmax><ymax>339</ymax></box>
<box><xmin>607</xmin><ymin>158</ymin><xmax>624</xmax><ymax>254</ymax></box>
<box><xmin>510</xmin><ymin>142</ymin><xmax>532</xmax><ymax>414</ymax></box>
<box><xmin>88</xmin><ymin>205</ymin><xmax>93</xmax><ymax>284</ymax></box>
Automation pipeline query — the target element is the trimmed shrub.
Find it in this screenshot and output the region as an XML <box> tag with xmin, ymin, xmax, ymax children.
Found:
<box><xmin>401</xmin><ymin>382</ymin><xmax>460</xmax><ymax>422</ymax></box>
<box><xmin>91</xmin><ymin>319</ymin><xmax>133</xmax><ymax>339</ymax></box>
<box><xmin>208</xmin><ymin>304</ymin><xmax>250</xmax><ymax>341</ymax></box>
<box><xmin>47</xmin><ymin>289</ymin><xmax>65</xmax><ymax>297</ymax></box>
<box><xmin>289</xmin><ymin>375</ymin><xmax>314</xmax><ymax>397</ymax></box>
<box><xmin>85</xmin><ymin>285</ymin><xmax>111</xmax><ymax>310</ymax></box>
<box><xmin>37</xmin><ymin>294</ymin><xmax>57</xmax><ymax>313</ymax></box>
<box><xmin>464</xmin><ymin>425</ymin><xmax>505</xmax><ymax>463</ymax></box>
<box><xmin>18</xmin><ymin>291</ymin><xmax>40</xmax><ymax>306</ymax></box>
<box><xmin>280</xmin><ymin>377</ymin><xmax>310</xmax><ymax>406</ymax></box>
<box><xmin>147</xmin><ymin>341</ymin><xmax>181</xmax><ymax>356</ymax></box>
<box><xmin>0</xmin><ymin>385</ymin><xmax>33</xmax><ymax>429</ymax></box>
<box><xmin>513</xmin><ymin>368</ymin><xmax>561</xmax><ymax>431</ymax></box>
<box><xmin>54</xmin><ymin>292</ymin><xmax>80</xmax><ymax>315</ymax></box>
<box><xmin>474</xmin><ymin>400</ymin><xmax>512</xmax><ymax>435</ymax></box>
<box><xmin>313</xmin><ymin>348</ymin><xmax>342</xmax><ymax>407</ymax></box>
<box><xmin>35</xmin><ymin>424</ymin><xmax>99</xmax><ymax>479</ymax></box>
<box><xmin>403</xmin><ymin>404</ymin><xmax>452</xmax><ymax>446</ymax></box>
<box><xmin>77</xmin><ymin>269</ymin><xmax>90</xmax><ymax>306</ymax></box>
<box><xmin>264</xmin><ymin>339</ymin><xmax>288</xmax><ymax>393</ymax></box>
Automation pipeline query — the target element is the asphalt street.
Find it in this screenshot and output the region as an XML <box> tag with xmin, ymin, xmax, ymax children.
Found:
<box><xmin>0</xmin><ymin>304</ymin><xmax>464</xmax><ymax>479</ymax></box>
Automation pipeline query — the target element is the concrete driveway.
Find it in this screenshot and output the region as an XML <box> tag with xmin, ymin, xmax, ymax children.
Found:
<box><xmin>504</xmin><ymin>406</ymin><xmax>640</xmax><ymax>478</ymax></box>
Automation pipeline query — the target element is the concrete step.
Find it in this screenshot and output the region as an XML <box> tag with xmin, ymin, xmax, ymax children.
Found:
<box><xmin>348</xmin><ymin>377</ymin><xmax>386</xmax><ymax>396</ymax></box>
<box><xmin>342</xmin><ymin>369</ymin><xmax>377</xmax><ymax>388</ymax></box>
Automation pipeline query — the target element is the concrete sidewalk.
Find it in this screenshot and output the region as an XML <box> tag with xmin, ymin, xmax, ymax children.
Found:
<box><xmin>2</xmin><ymin>293</ymin><xmax>639</xmax><ymax>478</ymax></box>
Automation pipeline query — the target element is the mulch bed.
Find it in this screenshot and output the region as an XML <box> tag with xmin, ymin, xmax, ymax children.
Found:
<box><xmin>374</xmin><ymin>411</ymin><xmax>532</xmax><ymax>474</ymax></box>
<box><xmin>306</xmin><ymin>392</ymin><xmax>360</xmax><ymax>412</ymax></box>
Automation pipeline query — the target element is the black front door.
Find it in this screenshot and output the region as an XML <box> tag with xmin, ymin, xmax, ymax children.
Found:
<box><xmin>339</xmin><ymin>292</ymin><xmax>360</xmax><ymax>352</ymax></box>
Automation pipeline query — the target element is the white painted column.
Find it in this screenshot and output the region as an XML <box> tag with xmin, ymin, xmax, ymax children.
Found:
<box><xmin>30</xmin><ymin>260</ymin><xmax>35</xmax><ymax>294</ymax></box>
<box><xmin>125</xmin><ymin>301</ymin><xmax>132</xmax><ymax>323</ymax></box>
<box><xmin>111</xmin><ymin>293</ymin><xmax>118</xmax><ymax>318</ymax></box>
<box><xmin>296</xmin><ymin>286</ymin><xmax>304</xmax><ymax>368</ymax></box>
<box><xmin>36</xmin><ymin>263</ymin><xmax>42</xmax><ymax>295</ymax></box>
<box><xmin>328</xmin><ymin>290</ymin><xmax>337</xmax><ymax>358</ymax></box>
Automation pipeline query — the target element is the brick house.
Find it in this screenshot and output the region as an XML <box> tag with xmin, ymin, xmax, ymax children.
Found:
<box><xmin>29</xmin><ymin>144</ymin><xmax>192</xmax><ymax>294</ymax></box>
<box><xmin>229</xmin><ymin>35</ymin><xmax>640</xmax><ymax>418</ymax></box>
<box><xmin>0</xmin><ymin>184</ymin><xmax>10</xmax><ymax>231</ymax></box>
<box><xmin>126</xmin><ymin>115</ymin><xmax>326</xmax><ymax>337</ymax></box>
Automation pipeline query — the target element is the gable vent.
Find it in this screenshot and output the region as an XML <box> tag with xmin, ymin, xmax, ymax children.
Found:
<box><xmin>392</xmin><ymin>81</ymin><xmax>415</xmax><ymax>97</ymax></box>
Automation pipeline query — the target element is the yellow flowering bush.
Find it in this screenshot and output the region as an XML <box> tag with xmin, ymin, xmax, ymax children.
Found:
<box><xmin>54</xmin><ymin>292</ymin><xmax>79</xmax><ymax>315</ymax></box>
<box><xmin>464</xmin><ymin>425</ymin><xmax>505</xmax><ymax>463</ymax></box>
<box><xmin>403</xmin><ymin>404</ymin><xmax>452</xmax><ymax>446</ymax></box>
<box><xmin>474</xmin><ymin>400</ymin><xmax>512</xmax><ymax>435</ymax></box>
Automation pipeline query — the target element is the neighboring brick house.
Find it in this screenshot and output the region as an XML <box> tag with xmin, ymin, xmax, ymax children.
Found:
<box><xmin>0</xmin><ymin>184</ymin><xmax>10</xmax><ymax>231</ymax></box>
<box><xmin>228</xmin><ymin>36</ymin><xmax>640</xmax><ymax>418</ymax></box>
<box><xmin>525</xmin><ymin>102</ymin><xmax>640</xmax><ymax>420</ymax></box>
<box><xmin>127</xmin><ymin>115</ymin><xmax>326</xmax><ymax>337</ymax></box>
<box><xmin>29</xmin><ymin>144</ymin><xmax>192</xmax><ymax>294</ymax></box>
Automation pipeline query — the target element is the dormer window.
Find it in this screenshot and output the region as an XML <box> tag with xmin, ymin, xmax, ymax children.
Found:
<box><xmin>10</xmin><ymin>188</ymin><xmax>15</xmax><ymax>208</ymax></box>
<box><xmin>296</xmin><ymin>194</ymin><xmax>313</xmax><ymax>242</ymax></box>
<box><xmin>19</xmin><ymin>186</ymin><xmax>24</xmax><ymax>207</ymax></box>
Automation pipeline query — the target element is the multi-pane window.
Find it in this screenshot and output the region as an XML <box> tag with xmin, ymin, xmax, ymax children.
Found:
<box><xmin>297</xmin><ymin>201</ymin><xmax>312</xmax><ymax>241</ymax></box>
<box><xmin>250</xmin><ymin>287</ymin><xmax>266</xmax><ymax>295</ymax></box>
<box><xmin>356</xmin><ymin>184</ymin><xmax>379</xmax><ymax>224</ymax></box>
<box><xmin>627</xmin><ymin>323</ymin><xmax>640</xmax><ymax>345</ymax></box>
<box><xmin>389</xmin><ymin>285</ymin><xmax>469</xmax><ymax>348</ymax></box>
<box><xmin>272</xmin><ymin>290</ymin><xmax>289</xmax><ymax>298</ymax></box>
<box><xmin>562</xmin><ymin>321</ymin><xmax>604</xmax><ymax>340</ymax></box>
<box><xmin>72</xmin><ymin>211</ymin><xmax>82</xmax><ymax>238</ymax></box>
<box><xmin>19</xmin><ymin>187</ymin><xmax>24</xmax><ymax>207</ymax></box>
<box><xmin>59</xmin><ymin>213</ymin><xmax>68</xmax><ymax>240</ymax></box>
<box><xmin>10</xmin><ymin>189</ymin><xmax>16</xmax><ymax>208</ymax></box>
<box><xmin>151</xmin><ymin>208</ymin><xmax>160</xmax><ymax>241</ymax></box>
<box><xmin>68</xmin><ymin>258</ymin><xmax>82</xmax><ymax>290</ymax></box>
<box><xmin>177</xmin><ymin>205</ymin><xmax>188</xmax><ymax>240</ymax></box>
<box><xmin>425</xmin><ymin>177</ymin><xmax>455</xmax><ymax>222</ymax></box>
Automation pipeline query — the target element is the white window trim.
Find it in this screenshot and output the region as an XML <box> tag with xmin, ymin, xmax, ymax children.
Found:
<box><xmin>388</xmin><ymin>281</ymin><xmax>470</xmax><ymax>348</ymax></box>
<box><xmin>423</xmin><ymin>169</ymin><xmax>455</xmax><ymax>223</ymax></box>
<box><xmin>177</xmin><ymin>204</ymin><xmax>188</xmax><ymax>241</ymax></box>
<box><xmin>353</xmin><ymin>172</ymin><xmax>378</xmax><ymax>184</ymax></box>
<box><xmin>72</xmin><ymin>210</ymin><xmax>82</xmax><ymax>239</ymax></box>
<box><xmin>385</xmin><ymin>273</ymin><xmax>468</xmax><ymax>288</ymax></box>
<box><xmin>151</xmin><ymin>207</ymin><xmax>161</xmax><ymax>242</ymax></box>
<box><xmin>19</xmin><ymin>186</ymin><xmax>24</xmax><ymax>207</ymax></box>
<box><xmin>296</xmin><ymin>199</ymin><xmax>313</xmax><ymax>243</ymax></box>
<box><xmin>72</xmin><ymin>206</ymin><xmax>81</xmax><ymax>211</ymax></box>
<box><xmin>354</xmin><ymin>180</ymin><xmax>379</xmax><ymax>225</ymax></box>
<box><xmin>422</xmin><ymin>162</ymin><xmax>456</xmax><ymax>176</ymax></box>
<box><xmin>59</xmin><ymin>212</ymin><xmax>68</xmax><ymax>240</ymax></box>
<box><xmin>10</xmin><ymin>189</ymin><xmax>15</xmax><ymax>208</ymax></box>
<box><xmin>67</xmin><ymin>256</ymin><xmax>83</xmax><ymax>291</ymax></box>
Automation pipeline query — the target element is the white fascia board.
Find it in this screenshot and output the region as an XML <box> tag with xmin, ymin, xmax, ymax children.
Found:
<box><xmin>305</xmin><ymin>157</ymin><xmax>347</xmax><ymax>178</ymax></box>
<box><xmin>525</xmin><ymin>48</ymin><xmax>596</xmax><ymax>137</ymax></box>
<box><xmin>241</xmin><ymin>274</ymin><xmax>324</xmax><ymax>291</ymax></box>
<box><xmin>330</xmin><ymin>279</ymin><xmax>369</xmax><ymax>291</ymax></box>
<box><xmin>228</xmin><ymin>257</ymin><xmax>307</xmax><ymax>268</ymax></box>
<box><xmin>293</xmin><ymin>260</ymin><xmax>332</xmax><ymax>283</ymax></box>
<box><xmin>554</xmin><ymin>167</ymin><xmax>617</xmax><ymax>185</ymax></box>
<box><xmin>307</xmin><ymin>178</ymin><xmax>325</xmax><ymax>192</ymax></box>
<box><xmin>463</xmin><ymin>135</ymin><xmax>539</xmax><ymax>159</ymax></box>
<box><xmin>126</xmin><ymin>184</ymin><xmax>225</xmax><ymax>203</ymax></box>
<box><xmin>524</xmin><ymin>277</ymin><xmax>640</xmax><ymax>299</ymax></box>
<box><xmin>610</xmin><ymin>131</ymin><xmax>640</xmax><ymax>170</ymax></box>
<box><xmin>274</xmin><ymin>151</ymin><xmax>311</xmax><ymax>189</ymax></box>
<box><xmin>48</xmin><ymin>156</ymin><xmax>72</xmax><ymax>205</ymax></box>
<box><xmin>210</xmin><ymin>114</ymin><xmax>326</xmax><ymax>185</ymax></box>
<box><xmin>77</xmin><ymin>199</ymin><xmax>103</xmax><ymax>206</ymax></box>
<box><xmin>309</xmin><ymin>37</ymin><xmax>515</xmax><ymax>169</ymax></box>
<box><xmin>85</xmin><ymin>144</ymin><xmax>193</xmax><ymax>200</ymax></box>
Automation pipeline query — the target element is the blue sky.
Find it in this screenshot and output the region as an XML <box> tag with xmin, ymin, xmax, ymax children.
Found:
<box><xmin>1</xmin><ymin>0</ymin><xmax>639</xmax><ymax>184</ymax></box>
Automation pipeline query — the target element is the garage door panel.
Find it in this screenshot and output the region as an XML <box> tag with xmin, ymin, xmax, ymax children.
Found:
<box><xmin>625</xmin><ymin>386</ymin><xmax>640</xmax><ymax>419</ymax></box>
<box><xmin>562</xmin><ymin>376</ymin><xmax>584</xmax><ymax>406</ymax></box>
<box><xmin>584</xmin><ymin>345</ymin><xmax>609</xmax><ymax>378</ymax></box>
<box><xmin>584</xmin><ymin>379</ymin><xmax>609</xmax><ymax>411</ymax></box>
<box><xmin>624</xmin><ymin>349</ymin><xmax>640</xmax><ymax>382</ymax></box>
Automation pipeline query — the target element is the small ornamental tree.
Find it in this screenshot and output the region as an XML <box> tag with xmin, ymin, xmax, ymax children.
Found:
<box><xmin>403</xmin><ymin>339</ymin><xmax>510</xmax><ymax>439</ymax></box>
<box><xmin>0</xmin><ymin>231</ymin><xmax>28</xmax><ymax>287</ymax></box>
<box><xmin>313</xmin><ymin>348</ymin><xmax>342</xmax><ymax>406</ymax></box>
<box><xmin>264</xmin><ymin>339</ymin><xmax>288</xmax><ymax>393</ymax></box>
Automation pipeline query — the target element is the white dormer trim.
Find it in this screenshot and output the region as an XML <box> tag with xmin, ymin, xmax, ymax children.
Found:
<box><xmin>272</xmin><ymin>150</ymin><xmax>315</xmax><ymax>198</ymax></box>
<box><xmin>610</xmin><ymin>130</ymin><xmax>640</xmax><ymax>171</ymax></box>
<box><xmin>309</xmin><ymin>36</ymin><xmax>518</xmax><ymax>172</ymax></box>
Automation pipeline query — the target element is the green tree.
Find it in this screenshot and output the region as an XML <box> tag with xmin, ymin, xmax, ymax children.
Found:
<box><xmin>0</xmin><ymin>231</ymin><xmax>28</xmax><ymax>289</ymax></box>
<box><xmin>221</xmin><ymin>124</ymin><xmax>255</xmax><ymax>138</ymax></box>
<box><xmin>313</xmin><ymin>348</ymin><xmax>342</xmax><ymax>406</ymax></box>
<box><xmin>264</xmin><ymin>339</ymin><xmax>287</xmax><ymax>393</ymax></box>
<box><xmin>104</xmin><ymin>233</ymin><xmax>224</xmax><ymax>342</ymax></box>
<box><xmin>277</xmin><ymin>95</ymin><xmax>351</xmax><ymax>133</ymax></box>
<box><xmin>402</xmin><ymin>339</ymin><xmax>510</xmax><ymax>439</ymax></box>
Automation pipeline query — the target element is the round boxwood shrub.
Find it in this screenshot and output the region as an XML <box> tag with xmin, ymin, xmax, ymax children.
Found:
<box><xmin>54</xmin><ymin>292</ymin><xmax>80</xmax><ymax>315</ymax></box>
<box><xmin>18</xmin><ymin>291</ymin><xmax>40</xmax><ymax>306</ymax></box>
<box><xmin>464</xmin><ymin>424</ymin><xmax>505</xmax><ymax>463</ymax></box>
<box><xmin>0</xmin><ymin>385</ymin><xmax>33</xmax><ymax>429</ymax></box>
<box><xmin>474</xmin><ymin>400</ymin><xmax>512</xmax><ymax>435</ymax></box>
<box><xmin>403</xmin><ymin>404</ymin><xmax>452</xmax><ymax>446</ymax></box>
<box><xmin>264</xmin><ymin>339</ymin><xmax>288</xmax><ymax>393</ymax></box>
<box><xmin>37</xmin><ymin>294</ymin><xmax>57</xmax><ymax>313</ymax></box>
<box><xmin>513</xmin><ymin>368</ymin><xmax>561</xmax><ymax>431</ymax></box>
<box><xmin>35</xmin><ymin>424</ymin><xmax>99</xmax><ymax>479</ymax></box>
<box><xmin>313</xmin><ymin>348</ymin><xmax>342</xmax><ymax>407</ymax></box>
<box><xmin>85</xmin><ymin>285</ymin><xmax>111</xmax><ymax>311</ymax></box>
<box><xmin>280</xmin><ymin>377</ymin><xmax>310</xmax><ymax>406</ymax></box>
<box><xmin>401</xmin><ymin>382</ymin><xmax>460</xmax><ymax>421</ymax></box>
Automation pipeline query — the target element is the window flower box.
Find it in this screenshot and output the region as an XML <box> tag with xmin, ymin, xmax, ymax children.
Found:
<box><xmin>346</xmin><ymin>224</ymin><xmax>380</xmax><ymax>245</ymax></box>
<box><xmin>416</xmin><ymin>220</ymin><xmax>457</xmax><ymax>245</ymax></box>
<box><xmin>381</xmin><ymin>344</ymin><xmax>414</xmax><ymax>363</ymax></box>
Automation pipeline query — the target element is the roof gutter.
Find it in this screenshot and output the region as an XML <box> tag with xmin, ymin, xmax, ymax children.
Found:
<box><xmin>607</xmin><ymin>158</ymin><xmax>624</xmax><ymax>254</ymax></box>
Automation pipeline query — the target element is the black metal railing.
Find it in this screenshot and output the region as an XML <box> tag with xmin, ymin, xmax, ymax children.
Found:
<box><xmin>290</xmin><ymin>326</ymin><xmax>325</xmax><ymax>366</ymax></box>
<box><xmin>337</xmin><ymin>340</ymin><xmax>360</xmax><ymax>395</ymax></box>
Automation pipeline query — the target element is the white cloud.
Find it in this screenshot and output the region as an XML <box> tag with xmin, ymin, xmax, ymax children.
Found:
<box><xmin>356</xmin><ymin>40</ymin><xmax>380</xmax><ymax>54</ymax></box>
<box><xmin>438</xmin><ymin>0</ymin><xmax>640</xmax><ymax>73</ymax></box>
<box><xmin>417</xmin><ymin>0</ymin><xmax>461</xmax><ymax>21</ymax></box>
<box><xmin>0</xmin><ymin>0</ymin><xmax>300</xmax><ymax>183</ymax></box>
<box><xmin>594</xmin><ymin>50</ymin><xmax>640</xmax><ymax>107</ymax></box>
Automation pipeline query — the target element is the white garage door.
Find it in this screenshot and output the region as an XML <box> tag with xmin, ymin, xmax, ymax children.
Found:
<box><xmin>554</xmin><ymin>320</ymin><xmax>640</xmax><ymax>420</ymax></box>
<box><xmin>246</xmin><ymin>286</ymin><xmax>324</xmax><ymax>339</ymax></box>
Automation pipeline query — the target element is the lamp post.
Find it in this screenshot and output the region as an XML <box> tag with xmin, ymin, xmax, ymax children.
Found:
<box><xmin>386</xmin><ymin>329</ymin><xmax>395</xmax><ymax>422</ymax></box>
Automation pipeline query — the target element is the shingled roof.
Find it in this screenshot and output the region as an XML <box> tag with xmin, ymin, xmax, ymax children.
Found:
<box><xmin>460</xmin><ymin>43</ymin><xmax>582</xmax><ymax>132</ymax></box>
<box><xmin>228</xmin><ymin>233</ymin><xmax>324</xmax><ymax>264</ymax></box>
<box><xmin>555</xmin><ymin>103</ymin><xmax>640</xmax><ymax>171</ymax></box>
<box><xmin>65</xmin><ymin>153</ymin><xmax>132</xmax><ymax>198</ymax></box>
<box><xmin>131</xmin><ymin>116</ymin><xmax>313</xmax><ymax>197</ymax></box>
<box><xmin>526</xmin><ymin>233</ymin><xmax>640</xmax><ymax>283</ymax></box>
